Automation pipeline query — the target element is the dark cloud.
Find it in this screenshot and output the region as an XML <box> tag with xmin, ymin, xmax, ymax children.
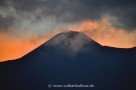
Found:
<box><xmin>0</xmin><ymin>16</ymin><xmax>14</xmax><ymax>28</ymax></box>
<box><xmin>0</xmin><ymin>0</ymin><xmax>6</xmax><ymax>6</ymax></box>
<box><xmin>0</xmin><ymin>0</ymin><xmax>136</xmax><ymax>31</ymax></box>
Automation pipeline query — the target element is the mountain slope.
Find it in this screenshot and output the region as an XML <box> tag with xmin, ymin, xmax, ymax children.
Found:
<box><xmin>0</xmin><ymin>31</ymin><xmax>136</xmax><ymax>90</ymax></box>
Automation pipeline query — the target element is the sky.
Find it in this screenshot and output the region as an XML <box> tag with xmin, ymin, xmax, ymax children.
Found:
<box><xmin>0</xmin><ymin>0</ymin><xmax>136</xmax><ymax>61</ymax></box>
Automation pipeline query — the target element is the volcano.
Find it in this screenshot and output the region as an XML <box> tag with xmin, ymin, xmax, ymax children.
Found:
<box><xmin>0</xmin><ymin>31</ymin><xmax>136</xmax><ymax>90</ymax></box>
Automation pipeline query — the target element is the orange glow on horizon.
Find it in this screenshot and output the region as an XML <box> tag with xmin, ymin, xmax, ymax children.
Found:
<box><xmin>0</xmin><ymin>17</ymin><xmax>136</xmax><ymax>62</ymax></box>
<box><xmin>67</xmin><ymin>18</ymin><xmax>136</xmax><ymax>48</ymax></box>
<box><xmin>0</xmin><ymin>32</ymin><xmax>59</xmax><ymax>62</ymax></box>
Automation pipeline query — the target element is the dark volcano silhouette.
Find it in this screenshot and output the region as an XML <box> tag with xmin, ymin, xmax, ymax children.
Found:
<box><xmin>0</xmin><ymin>31</ymin><xmax>136</xmax><ymax>90</ymax></box>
